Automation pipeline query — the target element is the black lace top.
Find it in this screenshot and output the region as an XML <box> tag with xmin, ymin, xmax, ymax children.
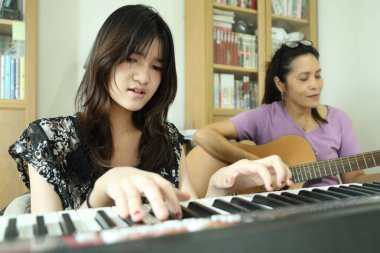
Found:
<box><xmin>8</xmin><ymin>114</ymin><xmax>185</xmax><ymax>210</ymax></box>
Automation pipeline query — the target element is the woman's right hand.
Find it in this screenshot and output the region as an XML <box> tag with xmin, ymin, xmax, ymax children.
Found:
<box><xmin>88</xmin><ymin>167</ymin><xmax>190</xmax><ymax>222</ymax></box>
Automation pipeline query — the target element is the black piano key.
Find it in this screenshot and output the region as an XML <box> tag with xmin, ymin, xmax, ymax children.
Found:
<box><xmin>312</xmin><ymin>188</ymin><xmax>350</xmax><ymax>199</ymax></box>
<box><xmin>337</xmin><ymin>186</ymin><xmax>372</xmax><ymax>196</ymax></box>
<box><xmin>328</xmin><ymin>186</ymin><xmax>369</xmax><ymax>197</ymax></box>
<box><xmin>252</xmin><ymin>194</ymin><xmax>291</xmax><ymax>208</ymax></box>
<box><xmin>347</xmin><ymin>185</ymin><xmax>380</xmax><ymax>194</ymax></box>
<box><xmin>373</xmin><ymin>182</ymin><xmax>380</xmax><ymax>186</ymax></box>
<box><xmin>4</xmin><ymin>218</ymin><xmax>19</xmax><ymax>240</ymax></box>
<box><xmin>95</xmin><ymin>210</ymin><xmax>117</xmax><ymax>230</ymax></box>
<box><xmin>267</xmin><ymin>193</ymin><xmax>305</xmax><ymax>205</ymax></box>
<box><xmin>61</xmin><ymin>213</ymin><xmax>76</xmax><ymax>235</ymax></box>
<box><xmin>120</xmin><ymin>216</ymin><xmax>137</xmax><ymax>226</ymax></box>
<box><xmin>362</xmin><ymin>183</ymin><xmax>380</xmax><ymax>190</ymax></box>
<box><xmin>187</xmin><ymin>201</ymin><xmax>220</xmax><ymax>217</ymax></box>
<box><xmin>281</xmin><ymin>192</ymin><xmax>320</xmax><ymax>203</ymax></box>
<box><xmin>212</xmin><ymin>199</ymin><xmax>250</xmax><ymax>214</ymax></box>
<box><xmin>298</xmin><ymin>190</ymin><xmax>340</xmax><ymax>201</ymax></box>
<box><xmin>230</xmin><ymin>197</ymin><xmax>268</xmax><ymax>211</ymax></box>
<box><xmin>34</xmin><ymin>215</ymin><xmax>48</xmax><ymax>237</ymax></box>
<box><xmin>350</xmin><ymin>184</ymin><xmax>380</xmax><ymax>193</ymax></box>
<box><xmin>180</xmin><ymin>205</ymin><xmax>201</xmax><ymax>219</ymax></box>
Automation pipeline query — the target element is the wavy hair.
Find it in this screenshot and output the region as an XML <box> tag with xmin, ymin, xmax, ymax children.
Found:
<box><xmin>75</xmin><ymin>5</ymin><xmax>177</xmax><ymax>172</ymax></box>
<box><xmin>262</xmin><ymin>43</ymin><xmax>327</xmax><ymax>124</ymax></box>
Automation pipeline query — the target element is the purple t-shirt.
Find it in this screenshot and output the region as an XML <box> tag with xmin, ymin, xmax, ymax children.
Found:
<box><xmin>230</xmin><ymin>101</ymin><xmax>361</xmax><ymax>187</ymax></box>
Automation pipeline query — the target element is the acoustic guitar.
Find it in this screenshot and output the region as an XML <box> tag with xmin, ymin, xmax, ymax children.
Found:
<box><xmin>186</xmin><ymin>135</ymin><xmax>380</xmax><ymax>198</ymax></box>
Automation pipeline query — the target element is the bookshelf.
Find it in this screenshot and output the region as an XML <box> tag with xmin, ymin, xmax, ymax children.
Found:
<box><xmin>185</xmin><ymin>0</ymin><xmax>317</xmax><ymax>129</ymax></box>
<box><xmin>0</xmin><ymin>0</ymin><xmax>38</xmax><ymax>210</ymax></box>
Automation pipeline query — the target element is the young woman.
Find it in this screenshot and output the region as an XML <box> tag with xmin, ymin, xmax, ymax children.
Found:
<box><xmin>193</xmin><ymin>40</ymin><xmax>380</xmax><ymax>188</ymax></box>
<box><xmin>8</xmin><ymin>5</ymin><xmax>292</xmax><ymax>221</ymax></box>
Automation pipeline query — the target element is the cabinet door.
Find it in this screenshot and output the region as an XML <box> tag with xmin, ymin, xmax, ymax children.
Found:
<box><xmin>266</xmin><ymin>0</ymin><xmax>318</xmax><ymax>60</ymax></box>
<box><xmin>0</xmin><ymin>0</ymin><xmax>37</xmax><ymax>210</ymax></box>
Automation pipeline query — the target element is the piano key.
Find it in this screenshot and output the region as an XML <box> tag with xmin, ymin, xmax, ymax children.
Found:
<box><xmin>180</xmin><ymin>205</ymin><xmax>201</xmax><ymax>219</ymax></box>
<box><xmin>252</xmin><ymin>194</ymin><xmax>291</xmax><ymax>208</ymax></box>
<box><xmin>16</xmin><ymin>213</ymin><xmax>36</xmax><ymax>240</ymax></box>
<box><xmin>267</xmin><ymin>193</ymin><xmax>305</xmax><ymax>205</ymax></box>
<box><xmin>362</xmin><ymin>183</ymin><xmax>380</xmax><ymax>190</ymax></box>
<box><xmin>351</xmin><ymin>184</ymin><xmax>380</xmax><ymax>193</ymax></box>
<box><xmin>33</xmin><ymin>215</ymin><xmax>48</xmax><ymax>237</ymax></box>
<box><xmin>95</xmin><ymin>210</ymin><xmax>117</xmax><ymax>230</ymax></box>
<box><xmin>212</xmin><ymin>199</ymin><xmax>250</xmax><ymax>214</ymax></box>
<box><xmin>336</xmin><ymin>186</ymin><xmax>372</xmax><ymax>196</ymax></box>
<box><xmin>4</xmin><ymin>218</ymin><xmax>19</xmax><ymax>240</ymax></box>
<box><xmin>0</xmin><ymin>215</ymin><xmax>10</xmax><ymax>241</ymax></box>
<box><xmin>281</xmin><ymin>192</ymin><xmax>321</xmax><ymax>203</ymax></box>
<box><xmin>187</xmin><ymin>201</ymin><xmax>220</xmax><ymax>217</ymax></box>
<box><xmin>298</xmin><ymin>190</ymin><xmax>340</xmax><ymax>201</ymax></box>
<box><xmin>61</xmin><ymin>213</ymin><xmax>77</xmax><ymax>235</ymax></box>
<box><xmin>373</xmin><ymin>182</ymin><xmax>380</xmax><ymax>186</ymax></box>
<box><xmin>75</xmin><ymin>208</ymin><xmax>103</xmax><ymax>232</ymax></box>
<box><xmin>43</xmin><ymin>211</ymin><xmax>63</xmax><ymax>237</ymax></box>
<box><xmin>343</xmin><ymin>185</ymin><xmax>380</xmax><ymax>195</ymax></box>
<box><xmin>328</xmin><ymin>186</ymin><xmax>369</xmax><ymax>197</ymax></box>
<box><xmin>230</xmin><ymin>197</ymin><xmax>269</xmax><ymax>211</ymax></box>
<box><xmin>311</xmin><ymin>188</ymin><xmax>350</xmax><ymax>199</ymax></box>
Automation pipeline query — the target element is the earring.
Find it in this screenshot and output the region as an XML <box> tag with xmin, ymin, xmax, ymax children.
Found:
<box><xmin>281</xmin><ymin>92</ymin><xmax>284</xmax><ymax>100</ymax></box>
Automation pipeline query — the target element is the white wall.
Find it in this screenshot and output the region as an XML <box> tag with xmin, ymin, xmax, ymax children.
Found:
<box><xmin>318</xmin><ymin>0</ymin><xmax>380</xmax><ymax>173</ymax></box>
<box><xmin>38</xmin><ymin>0</ymin><xmax>185</xmax><ymax>129</ymax></box>
<box><xmin>39</xmin><ymin>1</ymin><xmax>380</xmax><ymax>172</ymax></box>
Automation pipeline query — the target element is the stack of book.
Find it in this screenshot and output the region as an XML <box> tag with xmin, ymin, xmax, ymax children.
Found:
<box><xmin>271</xmin><ymin>0</ymin><xmax>307</xmax><ymax>19</ymax></box>
<box><xmin>214</xmin><ymin>73</ymin><xmax>258</xmax><ymax>110</ymax></box>
<box><xmin>214</xmin><ymin>0</ymin><xmax>257</xmax><ymax>10</ymax></box>
<box><xmin>0</xmin><ymin>35</ymin><xmax>25</xmax><ymax>100</ymax></box>
<box><xmin>213</xmin><ymin>9</ymin><xmax>257</xmax><ymax>68</ymax></box>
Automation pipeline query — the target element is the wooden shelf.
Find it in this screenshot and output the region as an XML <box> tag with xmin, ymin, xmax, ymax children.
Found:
<box><xmin>0</xmin><ymin>0</ymin><xmax>38</xmax><ymax>210</ymax></box>
<box><xmin>185</xmin><ymin>0</ymin><xmax>318</xmax><ymax>128</ymax></box>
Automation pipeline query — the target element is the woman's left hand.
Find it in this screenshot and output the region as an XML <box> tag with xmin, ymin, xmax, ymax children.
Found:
<box><xmin>207</xmin><ymin>155</ymin><xmax>293</xmax><ymax>197</ymax></box>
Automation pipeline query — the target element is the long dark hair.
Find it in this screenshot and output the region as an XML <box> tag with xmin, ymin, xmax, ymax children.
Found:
<box><xmin>75</xmin><ymin>5</ymin><xmax>177</xmax><ymax>172</ymax></box>
<box><xmin>262</xmin><ymin>43</ymin><xmax>327</xmax><ymax>124</ymax></box>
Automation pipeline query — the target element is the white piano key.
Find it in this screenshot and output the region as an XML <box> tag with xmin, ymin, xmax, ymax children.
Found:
<box><xmin>16</xmin><ymin>213</ymin><xmax>36</xmax><ymax>240</ymax></box>
<box><xmin>43</xmin><ymin>211</ymin><xmax>63</xmax><ymax>237</ymax></box>
<box><xmin>76</xmin><ymin>208</ymin><xmax>102</xmax><ymax>232</ymax></box>
<box><xmin>0</xmin><ymin>215</ymin><xmax>10</xmax><ymax>241</ymax></box>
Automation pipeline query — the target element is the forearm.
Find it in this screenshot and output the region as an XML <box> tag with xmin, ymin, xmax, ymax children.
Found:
<box><xmin>193</xmin><ymin>128</ymin><xmax>257</xmax><ymax>164</ymax></box>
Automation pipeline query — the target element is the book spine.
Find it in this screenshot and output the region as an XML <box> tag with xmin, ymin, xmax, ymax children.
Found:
<box><xmin>4</xmin><ymin>55</ymin><xmax>11</xmax><ymax>99</ymax></box>
<box><xmin>19</xmin><ymin>56</ymin><xmax>25</xmax><ymax>99</ymax></box>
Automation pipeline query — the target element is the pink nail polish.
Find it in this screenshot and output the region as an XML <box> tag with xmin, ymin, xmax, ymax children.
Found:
<box><xmin>133</xmin><ymin>210</ymin><xmax>141</xmax><ymax>217</ymax></box>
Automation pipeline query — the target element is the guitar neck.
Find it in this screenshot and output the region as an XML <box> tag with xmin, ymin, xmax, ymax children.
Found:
<box><xmin>291</xmin><ymin>150</ymin><xmax>380</xmax><ymax>183</ymax></box>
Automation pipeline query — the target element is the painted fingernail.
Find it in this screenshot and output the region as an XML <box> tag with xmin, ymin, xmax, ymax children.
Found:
<box><xmin>175</xmin><ymin>212</ymin><xmax>182</xmax><ymax>219</ymax></box>
<box><xmin>133</xmin><ymin>210</ymin><xmax>141</xmax><ymax>217</ymax></box>
<box><xmin>281</xmin><ymin>180</ymin><xmax>285</xmax><ymax>185</ymax></box>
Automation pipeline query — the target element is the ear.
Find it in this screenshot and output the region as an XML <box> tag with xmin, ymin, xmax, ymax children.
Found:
<box><xmin>274</xmin><ymin>76</ymin><xmax>285</xmax><ymax>94</ymax></box>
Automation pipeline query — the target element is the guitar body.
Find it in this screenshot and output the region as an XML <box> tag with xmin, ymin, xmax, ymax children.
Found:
<box><xmin>186</xmin><ymin>135</ymin><xmax>316</xmax><ymax>198</ymax></box>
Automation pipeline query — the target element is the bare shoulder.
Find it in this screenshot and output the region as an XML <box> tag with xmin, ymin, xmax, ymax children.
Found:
<box><xmin>317</xmin><ymin>105</ymin><xmax>328</xmax><ymax>119</ymax></box>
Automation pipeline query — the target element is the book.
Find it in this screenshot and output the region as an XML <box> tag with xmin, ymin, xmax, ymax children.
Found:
<box><xmin>213</xmin><ymin>72</ymin><xmax>220</xmax><ymax>108</ymax></box>
<box><xmin>3</xmin><ymin>54</ymin><xmax>11</xmax><ymax>99</ymax></box>
<box><xmin>220</xmin><ymin>73</ymin><xmax>235</xmax><ymax>109</ymax></box>
<box><xmin>19</xmin><ymin>55</ymin><xmax>24</xmax><ymax>99</ymax></box>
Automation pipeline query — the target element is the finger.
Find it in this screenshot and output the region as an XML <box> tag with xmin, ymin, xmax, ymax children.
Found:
<box><xmin>121</xmin><ymin>180</ymin><xmax>144</xmax><ymax>222</ymax></box>
<box><xmin>212</xmin><ymin>167</ymin><xmax>239</xmax><ymax>189</ymax></box>
<box><xmin>136</xmin><ymin>177</ymin><xmax>169</xmax><ymax>221</ymax></box>
<box><xmin>107</xmin><ymin>185</ymin><xmax>130</xmax><ymax>219</ymax></box>
<box><xmin>267</xmin><ymin>156</ymin><xmax>289</xmax><ymax>188</ymax></box>
<box><xmin>174</xmin><ymin>188</ymin><xmax>191</xmax><ymax>202</ymax></box>
<box><xmin>247</xmin><ymin>161</ymin><xmax>275</xmax><ymax>191</ymax></box>
<box><xmin>152</xmin><ymin>176</ymin><xmax>183</xmax><ymax>219</ymax></box>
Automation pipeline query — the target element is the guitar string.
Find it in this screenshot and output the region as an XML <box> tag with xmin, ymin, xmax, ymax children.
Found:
<box><xmin>290</xmin><ymin>151</ymin><xmax>380</xmax><ymax>181</ymax></box>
